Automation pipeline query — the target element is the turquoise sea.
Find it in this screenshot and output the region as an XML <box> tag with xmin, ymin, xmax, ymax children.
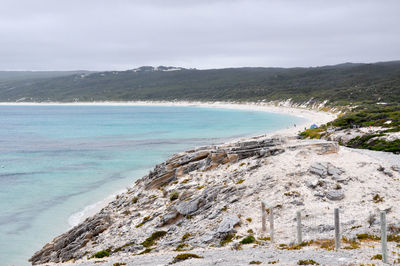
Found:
<box><xmin>0</xmin><ymin>105</ymin><xmax>305</xmax><ymax>265</ymax></box>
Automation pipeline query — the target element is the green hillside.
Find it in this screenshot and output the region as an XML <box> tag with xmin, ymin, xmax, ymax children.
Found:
<box><xmin>0</xmin><ymin>62</ymin><xmax>399</xmax><ymax>105</ymax></box>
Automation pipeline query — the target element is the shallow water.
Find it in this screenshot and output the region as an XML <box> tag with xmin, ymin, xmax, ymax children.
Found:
<box><xmin>0</xmin><ymin>105</ymin><xmax>304</xmax><ymax>265</ymax></box>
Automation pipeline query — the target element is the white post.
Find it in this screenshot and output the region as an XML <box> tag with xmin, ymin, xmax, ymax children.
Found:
<box><xmin>297</xmin><ymin>211</ymin><xmax>302</xmax><ymax>244</ymax></box>
<box><xmin>270</xmin><ymin>208</ymin><xmax>274</xmax><ymax>242</ymax></box>
<box><xmin>261</xmin><ymin>202</ymin><xmax>266</xmax><ymax>232</ymax></box>
<box><xmin>381</xmin><ymin>211</ymin><xmax>388</xmax><ymax>263</ymax></box>
<box><xmin>334</xmin><ymin>208</ymin><xmax>340</xmax><ymax>250</ymax></box>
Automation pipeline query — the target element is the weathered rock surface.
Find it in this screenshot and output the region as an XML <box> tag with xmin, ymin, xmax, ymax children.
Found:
<box><xmin>326</xmin><ymin>190</ymin><xmax>345</xmax><ymax>201</ymax></box>
<box><xmin>29</xmin><ymin>136</ymin><xmax>400</xmax><ymax>266</ymax></box>
<box><xmin>29</xmin><ymin>215</ymin><xmax>112</xmax><ymax>264</ymax></box>
<box><xmin>310</xmin><ymin>162</ymin><xmax>328</xmax><ymax>177</ymax></box>
<box><xmin>142</xmin><ymin>138</ymin><xmax>285</xmax><ymax>190</ymax></box>
<box><xmin>217</xmin><ymin>215</ymin><xmax>241</xmax><ymax>233</ymax></box>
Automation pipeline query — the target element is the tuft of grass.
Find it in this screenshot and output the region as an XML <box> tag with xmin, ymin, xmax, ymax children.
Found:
<box><xmin>284</xmin><ymin>191</ymin><xmax>301</xmax><ymax>197</ymax></box>
<box><xmin>113</xmin><ymin>263</ymin><xmax>126</xmax><ymax>266</ymax></box>
<box><xmin>175</xmin><ymin>243</ymin><xmax>190</xmax><ymax>251</ymax></box>
<box><xmin>268</xmin><ymin>260</ymin><xmax>279</xmax><ymax>264</ymax></box>
<box><xmin>136</xmin><ymin>216</ymin><xmax>151</xmax><ymax>228</ymax></box>
<box><xmin>388</xmin><ymin>234</ymin><xmax>400</xmax><ymax>243</ymax></box>
<box><xmin>170</xmin><ymin>191</ymin><xmax>179</xmax><ymax>201</ymax></box>
<box><xmin>298</xmin><ymin>259</ymin><xmax>319</xmax><ymax>265</ymax></box>
<box><xmin>114</xmin><ymin>242</ymin><xmax>135</xmax><ymax>253</ymax></box>
<box><xmin>342</xmin><ymin>237</ymin><xmax>361</xmax><ymax>249</ymax></box>
<box><xmin>356</xmin><ymin>233</ymin><xmax>380</xmax><ymax>241</ymax></box>
<box><xmin>246</xmin><ymin>217</ymin><xmax>252</xmax><ymax>223</ymax></box>
<box><xmin>373</xmin><ymin>194</ymin><xmax>384</xmax><ymax>203</ymax></box>
<box><xmin>235</xmin><ymin>179</ymin><xmax>245</xmax><ymax>185</ymax></box>
<box><xmin>350</xmin><ymin>225</ymin><xmax>362</xmax><ymax>230</ymax></box>
<box><xmin>258</xmin><ymin>236</ymin><xmax>271</xmax><ymax>241</ymax></box>
<box><xmin>249</xmin><ymin>261</ymin><xmax>262</xmax><ymax>265</ymax></box>
<box><xmin>371</xmin><ymin>254</ymin><xmax>382</xmax><ymax>260</ymax></box>
<box><xmin>313</xmin><ymin>239</ymin><xmax>335</xmax><ymax>250</ymax></box>
<box><xmin>181</xmin><ymin>233</ymin><xmax>192</xmax><ymax>241</ymax></box>
<box><xmin>138</xmin><ymin>248</ymin><xmax>153</xmax><ymax>255</ymax></box>
<box><xmin>196</xmin><ymin>185</ymin><xmax>205</xmax><ymax>190</ymax></box>
<box><xmin>180</xmin><ymin>178</ymin><xmax>192</xmax><ymax>184</ymax></box>
<box><xmin>299</xmin><ymin>128</ymin><xmax>325</xmax><ymax>139</ymax></box>
<box><xmin>92</xmin><ymin>250</ymin><xmax>110</xmax><ymax>258</ymax></box>
<box><xmin>240</xmin><ymin>235</ymin><xmax>256</xmax><ymax>244</ymax></box>
<box><xmin>278</xmin><ymin>241</ymin><xmax>313</xmax><ymax>250</ymax></box>
<box><xmin>220</xmin><ymin>233</ymin><xmax>235</xmax><ymax>246</ymax></box>
<box><xmin>169</xmin><ymin>253</ymin><xmax>203</xmax><ymax>264</ymax></box>
<box><xmin>131</xmin><ymin>197</ymin><xmax>139</xmax><ymax>204</ymax></box>
<box><xmin>141</xmin><ymin>231</ymin><xmax>167</xmax><ymax>247</ymax></box>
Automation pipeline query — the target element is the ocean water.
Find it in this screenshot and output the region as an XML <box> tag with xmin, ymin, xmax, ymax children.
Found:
<box><xmin>0</xmin><ymin>105</ymin><xmax>305</xmax><ymax>265</ymax></box>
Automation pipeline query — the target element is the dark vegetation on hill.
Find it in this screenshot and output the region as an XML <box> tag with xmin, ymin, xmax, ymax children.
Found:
<box><xmin>0</xmin><ymin>61</ymin><xmax>399</xmax><ymax>105</ymax></box>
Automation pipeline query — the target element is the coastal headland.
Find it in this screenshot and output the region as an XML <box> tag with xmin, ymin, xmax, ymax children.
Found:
<box><xmin>27</xmin><ymin>102</ymin><xmax>400</xmax><ymax>265</ymax></box>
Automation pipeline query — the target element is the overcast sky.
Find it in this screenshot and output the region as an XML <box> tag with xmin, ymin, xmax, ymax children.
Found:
<box><xmin>1</xmin><ymin>0</ymin><xmax>399</xmax><ymax>71</ymax></box>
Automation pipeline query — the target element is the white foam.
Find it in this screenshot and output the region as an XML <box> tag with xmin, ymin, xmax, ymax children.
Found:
<box><xmin>68</xmin><ymin>188</ymin><xmax>127</xmax><ymax>227</ymax></box>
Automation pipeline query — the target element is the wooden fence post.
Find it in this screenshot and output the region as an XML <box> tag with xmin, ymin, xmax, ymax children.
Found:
<box><xmin>270</xmin><ymin>207</ymin><xmax>274</xmax><ymax>242</ymax></box>
<box><xmin>381</xmin><ymin>211</ymin><xmax>388</xmax><ymax>263</ymax></box>
<box><xmin>261</xmin><ymin>201</ymin><xmax>266</xmax><ymax>232</ymax></box>
<box><xmin>334</xmin><ymin>208</ymin><xmax>340</xmax><ymax>250</ymax></box>
<box><xmin>297</xmin><ymin>211</ymin><xmax>302</xmax><ymax>244</ymax></box>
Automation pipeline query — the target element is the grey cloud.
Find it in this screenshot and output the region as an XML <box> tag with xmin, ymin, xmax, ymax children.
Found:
<box><xmin>0</xmin><ymin>0</ymin><xmax>399</xmax><ymax>70</ymax></box>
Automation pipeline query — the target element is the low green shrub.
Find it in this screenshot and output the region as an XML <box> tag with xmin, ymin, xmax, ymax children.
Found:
<box><xmin>92</xmin><ymin>250</ymin><xmax>110</xmax><ymax>258</ymax></box>
<box><xmin>240</xmin><ymin>235</ymin><xmax>256</xmax><ymax>244</ymax></box>
<box><xmin>170</xmin><ymin>191</ymin><xmax>179</xmax><ymax>201</ymax></box>
<box><xmin>169</xmin><ymin>253</ymin><xmax>203</xmax><ymax>264</ymax></box>
<box><xmin>141</xmin><ymin>231</ymin><xmax>167</xmax><ymax>247</ymax></box>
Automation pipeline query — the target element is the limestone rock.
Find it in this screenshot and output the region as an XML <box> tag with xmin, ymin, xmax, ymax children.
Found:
<box><xmin>175</xmin><ymin>199</ymin><xmax>200</xmax><ymax>215</ymax></box>
<box><xmin>309</xmin><ymin>162</ymin><xmax>328</xmax><ymax>177</ymax></box>
<box><xmin>326</xmin><ymin>190</ymin><xmax>345</xmax><ymax>201</ymax></box>
<box><xmin>306</xmin><ymin>178</ymin><xmax>320</xmax><ymax>189</ymax></box>
<box><xmin>217</xmin><ymin>214</ymin><xmax>240</xmax><ymax>233</ymax></box>
<box><xmin>200</xmin><ymin>233</ymin><xmax>216</xmax><ymax>244</ymax></box>
<box><xmin>327</xmin><ymin>166</ymin><xmax>344</xmax><ymax>176</ymax></box>
<box><xmin>159</xmin><ymin>211</ymin><xmax>180</xmax><ymax>226</ymax></box>
<box><xmin>29</xmin><ymin>214</ymin><xmax>112</xmax><ymax>264</ymax></box>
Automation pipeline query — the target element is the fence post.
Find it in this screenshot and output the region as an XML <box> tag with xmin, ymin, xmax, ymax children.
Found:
<box><xmin>381</xmin><ymin>211</ymin><xmax>388</xmax><ymax>263</ymax></box>
<box><xmin>270</xmin><ymin>207</ymin><xmax>274</xmax><ymax>242</ymax></box>
<box><xmin>334</xmin><ymin>208</ymin><xmax>340</xmax><ymax>250</ymax></box>
<box><xmin>261</xmin><ymin>201</ymin><xmax>266</xmax><ymax>232</ymax></box>
<box><xmin>297</xmin><ymin>211</ymin><xmax>302</xmax><ymax>244</ymax></box>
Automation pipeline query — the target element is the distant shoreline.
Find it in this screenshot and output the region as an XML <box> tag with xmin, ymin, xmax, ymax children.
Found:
<box><xmin>0</xmin><ymin>101</ymin><xmax>337</xmax><ymax>137</ymax></box>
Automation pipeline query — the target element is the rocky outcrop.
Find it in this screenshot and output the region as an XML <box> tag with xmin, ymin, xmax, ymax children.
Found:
<box><xmin>29</xmin><ymin>215</ymin><xmax>112</xmax><ymax>264</ymax></box>
<box><xmin>142</xmin><ymin>138</ymin><xmax>285</xmax><ymax>190</ymax></box>
<box><xmin>29</xmin><ymin>137</ymin><xmax>346</xmax><ymax>265</ymax></box>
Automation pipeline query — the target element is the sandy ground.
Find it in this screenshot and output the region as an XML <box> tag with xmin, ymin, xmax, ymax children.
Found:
<box><xmin>42</xmin><ymin>245</ymin><xmax>396</xmax><ymax>266</ymax></box>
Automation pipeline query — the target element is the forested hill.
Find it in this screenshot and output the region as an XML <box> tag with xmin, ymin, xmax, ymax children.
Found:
<box><xmin>0</xmin><ymin>62</ymin><xmax>399</xmax><ymax>105</ymax></box>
